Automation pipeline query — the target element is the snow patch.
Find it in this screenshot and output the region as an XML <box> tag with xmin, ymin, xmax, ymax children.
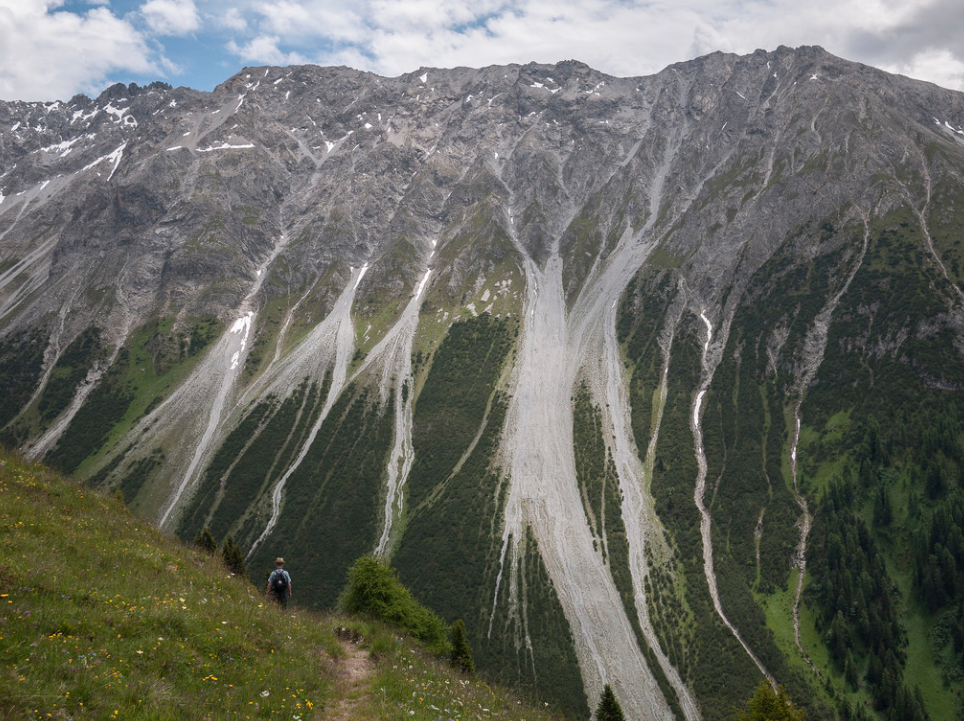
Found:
<box><xmin>103</xmin><ymin>103</ymin><xmax>128</xmax><ymax>122</ymax></box>
<box><xmin>37</xmin><ymin>137</ymin><xmax>82</xmax><ymax>156</ymax></box>
<box><xmin>419</xmin><ymin>72</ymin><xmax>428</xmax><ymax>83</ymax></box>
<box><xmin>944</xmin><ymin>120</ymin><xmax>964</xmax><ymax>136</ymax></box>
<box><xmin>166</xmin><ymin>146</ymin><xmax>182</xmax><ymax>151</ymax></box>
<box><xmin>353</xmin><ymin>263</ymin><xmax>369</xmax><ymax>289</ymax></box>
<box><xmin>414</xmin><ymin>269</ymin><xmax>432</xmax><ymax>298</ymax></box>
<box><xmin>82</xmin><ymin>142</ymin><xmax>127</xmax><ymax>181</ymax></box>
<box><xmin>699</xmin><ymin>310</ymin><xmax>713</xmax><ymax>354</ymax></box>
<box><xmin>228</xmin><ymin>312</ymin><xmax>254</xmax><ymax>370</ymax></box>
<box><xmin>71</xmin><ymin>109</ymin><xmax>98</xmax><ymax>124</ymax></box>
<box><xmin>196</xmin><ymin>142</ymin><xmax>256</xmax><ymax>152</ymax></box>
<box><xmin>693</xmin><ymin>389</ymin><xmax>706</xmax><ymax>427</ymax></box>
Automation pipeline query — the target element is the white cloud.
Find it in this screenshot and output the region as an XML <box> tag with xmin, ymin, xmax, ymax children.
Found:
<box><xmin>141</xmin><ymin>0</ymin><xmax>201</xmax><ymax>36</ymax></box>
<box><xmin>4</xmin><ymin>0</ymin><xmax>963</xmax><ymax>100</ymax></box>
<box><xmin>0</xmin><ymin>0</ymin><xmax>158</xmax><ymax>101</ymax></box>
<box><xmin>226</xmin><ymin>34</ymin><xmax>308</xmax><ymax>65</ymax></box>
<box><xmin>219</xmin><ymin>7</ymin><xmax>247</xmax><ymax>31</ymax></box>
<box><xmin>252</xmin><ymin>0</ymin><xmax>365</xmax><ymax>43</ymax></box>
<box><xmin>882</xmin><ymin>48</ymin><xmax>964</xmax><ymax>91</ymax></box>
<box><xmin>211</xmin><ymin>0</ymin><xmax>964</xmax><ymax>90</ymax></box>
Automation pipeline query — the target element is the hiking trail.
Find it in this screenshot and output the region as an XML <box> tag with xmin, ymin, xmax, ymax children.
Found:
<box><xmin>331</xmin><ymin>629</ymin><xmax>375</xmax><ymax>721</ymax></box>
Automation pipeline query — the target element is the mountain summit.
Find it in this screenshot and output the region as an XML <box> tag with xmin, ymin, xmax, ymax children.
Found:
<box><xmin>2</xmin><ymin>46</ymin><xmax>964</xmax><ymax>720</ymax></box>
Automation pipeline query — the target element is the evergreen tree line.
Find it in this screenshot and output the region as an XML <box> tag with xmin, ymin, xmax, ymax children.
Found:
<box><xmin>805</xmin><ymin>404</ymin><xmax>964</xmax><ymax>721</ymax></box>
<box><xmin>806</xmin><ymin>476</ymin><xmax>929</xmax><ymax>719</ymax></box>
<box><xmin>913</xmin><ymin>491</ymin><xmax>964</xmax><ymax>612</ymax></box>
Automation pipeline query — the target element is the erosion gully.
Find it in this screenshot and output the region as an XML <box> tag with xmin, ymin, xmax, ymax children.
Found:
<box><xmin>157</xmin><ymin>230</ymin><xmax>293</xmax><ymax>528</ymax></box>
<box><xmin>491</xmin><ymin>125</ymin><xmax>700</xmax><ymax>716</ymax></box>
<box><xmin>690</xmin><ymin>309</ymin><xmax>776</xmax><ymax>688</ymax></box>
<box><xmin>787</xmin><ymin>214</ymin><xmax>869</xmax><ymax>666</ymax></box>
<box><xmin>246</xmin><ymin>262</ymin><xmax>370</xmax><ymax>557</ymax></box>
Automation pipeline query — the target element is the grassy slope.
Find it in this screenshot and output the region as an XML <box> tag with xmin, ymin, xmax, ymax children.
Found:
<box><xmin>0</xmin><ymin>449</ymin><xmax>563</xmax><ymax>721</ymax></box>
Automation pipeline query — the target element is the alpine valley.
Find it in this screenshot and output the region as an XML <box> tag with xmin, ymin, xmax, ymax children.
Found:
<box><xmin>3</xmin><ymin>44</ymin><xmax>964</xmax><ymax>721</ymax></box>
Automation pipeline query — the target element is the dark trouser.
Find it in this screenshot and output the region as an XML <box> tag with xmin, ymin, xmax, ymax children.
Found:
<box><xmin>273</xmin><ymin>591</ymin><xmax>288</xmax><ymax>609</ymax></box>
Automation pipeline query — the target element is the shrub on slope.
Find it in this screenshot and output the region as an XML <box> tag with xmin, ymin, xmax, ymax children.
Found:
<box><xmin>342</xmin><ymin>556</ymin><xmax>450</xmax><ymax>655</ymax></box>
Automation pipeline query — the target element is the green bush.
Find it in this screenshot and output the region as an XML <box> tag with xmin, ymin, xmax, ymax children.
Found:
<box><xmin>194</xmin><ymin>526</ymin><xmax>217</xmax><ymax>553</ymax></box>
<box><xmin>733</xmin><ymin>682</ymin><xmax>804</xmax><ymax>721</ymax></box>
<box><xmin>220</xmin><ymin>535</ymin><xmax>246</xmax><ymax>577</ymax></box>
<box><xmin>449</xmin><ymin>619</ymin><xmax>474</xmax><ymax>674</ymax></box>
<box><xmin>342</xmin><ymin>556</ymin><xmax>450</xmax><ymax>654</ymax></box>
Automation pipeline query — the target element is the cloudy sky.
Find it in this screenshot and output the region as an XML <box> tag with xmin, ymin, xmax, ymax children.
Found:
<box><xmin>1</xmin><ymin>0</ymin><xmax>963</xmax><ymax>101</ymax></box>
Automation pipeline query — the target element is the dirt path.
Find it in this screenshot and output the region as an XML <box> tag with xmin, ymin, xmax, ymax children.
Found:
<box><xmin>329</xmin><ymin>629</ymin><xmax>374</xmax><ymax>721</ymax></box>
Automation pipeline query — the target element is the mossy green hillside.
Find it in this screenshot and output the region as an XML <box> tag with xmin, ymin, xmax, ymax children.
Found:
<box><xmin>617</xmin><ymin>202</ymin><xmax>964</xmax><ymax>720</ymax></box>
<box><xmin>793</xmin><ymin>206</ymin><xmax>964</xmax><ymax>719</ymax></box>
<box><xmin>353</xmin><ymin>236</ymin><xmax>423</xmax><ymax>360</ymax></box>
<box><xmin>927</xmin><ymin>180</ymin><xmax>964</xmax><ymax>288</ymax></box>
<box><xmin>0</xmin><ymin>449</ymin><xmax>338</xmax><ymax>719</ymax></box>
<box><xmin>0</xmin><ymin>449</ymin><xmax>565</xmax><ymax>721</ymax></box>
<box><xmin>37</xmin><ymin>315</ymin><xmax>222</xmax><ymax>478</ymax></box>
<box><xmin>401</xmin><ymin>314</ymin><xmax>512</xmax><ymax>513</ymax></box>
<box><xmin>694</xmin><ymin>220</ymin><xmax>862</xmax><ymax>715</ymax></box>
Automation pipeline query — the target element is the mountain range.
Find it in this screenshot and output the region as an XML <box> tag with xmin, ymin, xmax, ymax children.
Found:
<box><xmin>2</xmin><ymin>44</ymin><xmax>964</xmax><ymax>720</ymax></box>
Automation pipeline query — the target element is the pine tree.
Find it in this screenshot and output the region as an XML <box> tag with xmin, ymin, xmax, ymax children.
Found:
<box><xmin>595</xmin><ymin>684</ymin><xmax>625</xmax><ymax>721</ymax></box>
<box><xmin>734</xmin><ymin>681</ymin><xmax>805</xmax><ymax>721</ymax></box>
<box><xmin>873</xmin><ymin>483</ymin><xmax>892</xmax><ymax>526</ymax></box>
<box><xmin>194</xmin><ymin>526</ymin><xmax>216</xmax><ymax>553</ymax></box>
<box><xmin>844</xmin><ymin>650</ymin><xmax>858</xmax><ymax>690</ymax></box>
<box><xmin>449</xmin><ymin>619</ymin><xmax>475</xmax><ymax>674</ymax></box>
<box><xmin>220</xmin><ymin>535</ymin><xmax>246</xmax><ymax>576</ymax></box>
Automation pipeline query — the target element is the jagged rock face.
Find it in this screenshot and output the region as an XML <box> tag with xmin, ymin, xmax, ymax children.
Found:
<box><xmin>3</xmin><ymin>46</ymin><xmax>964</xmax><ymax>720</ymax></box>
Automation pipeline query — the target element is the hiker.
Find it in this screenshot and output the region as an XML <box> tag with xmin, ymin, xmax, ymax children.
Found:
<box><xmin>266</xmin><ymin>557</ymin><xmax>292</xmax><ymax>608</ymax></box>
